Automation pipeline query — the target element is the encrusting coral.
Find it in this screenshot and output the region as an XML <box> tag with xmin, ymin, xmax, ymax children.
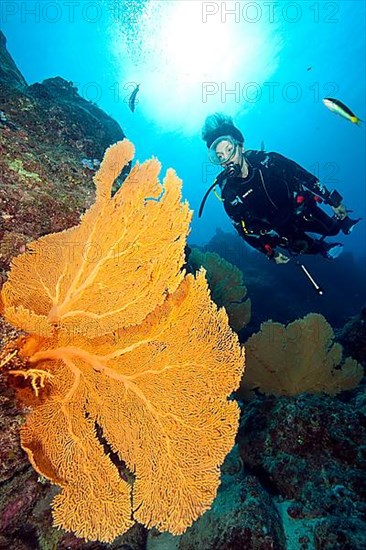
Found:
<box><xmin>0</xmin><ymin>140</ymin><xmax>244</xmax><ymax>543</ymax></box>
<box><xmin>237</xmin><ymin>313</ymin><xmax>363</xmax><ymax>400</ymax></box>
<box><xmin>188</xmin><ymin>248</ymin><xmax>251</xmax><ymax>332</ymax></box>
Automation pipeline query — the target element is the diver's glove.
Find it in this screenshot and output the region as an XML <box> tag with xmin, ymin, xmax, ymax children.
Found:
<box><xmin>332</xmin><ymin>203</ymin><xmax>348</xmax><ymax>220</ymax></box>
<box><xmin>321</xmin><ymin>242</ymin><xmax>344</xmax><ymax>260</ymax></box>
<box><xmin>273</xmin><ymin>252</ymin><xmax>290</xmax><ymax>265</ymax></box>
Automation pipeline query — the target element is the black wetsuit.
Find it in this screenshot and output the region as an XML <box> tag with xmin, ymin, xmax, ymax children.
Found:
<box><xmin>220</xmin><ymin>150</ymin><xmax>341</xmax><ymax>258</ymax></box>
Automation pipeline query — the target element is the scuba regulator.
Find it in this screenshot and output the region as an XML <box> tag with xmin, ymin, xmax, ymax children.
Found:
<box><xmin>198</xmin><ymin>162</ymin><xmax>241</xmax><ymax>218</ymax></box>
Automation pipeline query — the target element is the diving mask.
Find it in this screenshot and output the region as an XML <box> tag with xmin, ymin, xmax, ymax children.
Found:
<box><xmin>208</xmin><ymin>135</ymin><xmax>238</xmax><ymax>165</ymax></box>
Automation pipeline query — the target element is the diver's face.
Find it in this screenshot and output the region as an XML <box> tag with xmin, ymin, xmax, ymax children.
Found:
<box><xmin>215</xmin><ymin>140</ymin><xmax>244</xmax><ymax>169</ymax></box>
<box><xmin>209</xmin><ymin>135</ymin><xmax>245</xmax><ymax>171</ymax></box>
<box><xmin>225</xmin><ymin>143</ymin><xmax>243</xmax><ymax>168</ymax></box>
<box><xmin>214</xmin><ymin>139</ymin><xmax>236</xmax><ymax>165</ymax></box>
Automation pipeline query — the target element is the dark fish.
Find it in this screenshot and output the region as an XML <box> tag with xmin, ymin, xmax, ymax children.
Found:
<box><xmin>128</xmin><ymin>84</ymin><xmax>140</xmax><ymax>112</ymax></box>
<box><xmin>307</xmin><ymin>67</ymin><xmax>312</xmax><ymax>71</ymax></box>
<box><xmin>323</xmin><ymin>97</ymin><xmax>362</xmax><ymax>126</ymax></box>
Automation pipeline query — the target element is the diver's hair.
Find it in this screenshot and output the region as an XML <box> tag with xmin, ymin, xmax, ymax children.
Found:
<box><xmin>201</xmin><ymin>113</ymin><xmax>244</xmax><ymax>148</ymax></box>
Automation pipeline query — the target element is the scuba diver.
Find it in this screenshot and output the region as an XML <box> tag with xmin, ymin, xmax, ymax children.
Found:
<box><xmin>199</xmin><ymin>113</ymin><xmax>361</xmax><ymax>265</ymax></box>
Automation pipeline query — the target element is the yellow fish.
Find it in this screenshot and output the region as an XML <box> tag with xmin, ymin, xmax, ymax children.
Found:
<box><xmin>323</xmin><ymin>97</ymin><xmax>362</xmax><ymax>126</ymax></box>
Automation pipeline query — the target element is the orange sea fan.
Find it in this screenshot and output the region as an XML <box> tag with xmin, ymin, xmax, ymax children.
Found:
<box><xmin>1</xmin><ymin>140</ymin><xmax>191</xmax><ymax>337</ymax></box>
<box><xmin>237</xmin><ymin>313</ymin><xmax>363</xmax><ymax>400</ymax></box>
<box><xmin>0</xmin><ymin>140</ymin><xmax>244</xmax><ymax>542</ymax></box>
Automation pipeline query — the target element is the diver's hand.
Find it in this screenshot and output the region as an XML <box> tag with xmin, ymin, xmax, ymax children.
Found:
<box><xmin>332</xmin><ymin>203</ymin><xmax>348</xmax><ymax>220</ymax></box>
<box><xmin>273</xmin><ymin>252</ymin><xmax>290</xmax><ymax>264</ymax></box>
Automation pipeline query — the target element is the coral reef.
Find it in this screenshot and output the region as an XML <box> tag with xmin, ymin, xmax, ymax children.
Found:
<box><xmin>1</xmin><ymin>31</ymin><xmax>366</xmax><ymax>550</ymax></box>
<box><xmin>0</xmin><ymin>371</ymin><xmax>29</xmax><ymax>485</ymax></box>
<box><xmin>188</xmin><ymin>247</ymin><xmax>251</xmax><ymax>332</ymax></box>
<box><xmin>237</xmin><ymin>313</ymin><xmax>363</xmax><ymax>400</ymax></box>
<box><xmin>0</xmin><ymin>140</ymin><xmax>244</xmax><ymax>543</ymax></box>
<box><xmin>0</xmin><ymin>30</ymin><xmax>126</xmax><ymax>280</ymax></box>
<box><xmin>177</xmin><ymin>446</ymin><xmax>287</xmax><ymax>550</ymax></box>
<box><xmin>337</xmin><ymin>306</ymin><xmax>366</xmax><ymax>365</ymax></box>
<box><xmin>238</xmin><ymin>393</ymin><xmax>366</xmax><ymax>548</ymax></box>
<box><xmin>0</xmin><ymin>31</ymin><xmax>27</xmax><ymax>91</ymax></box>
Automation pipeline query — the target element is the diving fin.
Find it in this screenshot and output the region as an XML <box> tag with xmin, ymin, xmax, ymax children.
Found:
<box><xmin>338</xmin><ymin>216</ymin><xmax>362</xmax><ymax>235</ymax></box>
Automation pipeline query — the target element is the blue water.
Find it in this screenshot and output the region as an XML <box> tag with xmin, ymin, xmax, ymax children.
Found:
<box><xmin>2</xmin><ymin>0</ymin><xmax>365</xmax><ymax>257</ymax></box>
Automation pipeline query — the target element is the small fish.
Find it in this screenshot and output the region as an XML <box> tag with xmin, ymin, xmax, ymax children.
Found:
<box><xmin>307</xmin><ymin>66</ymin><xmax>312</xmax><ymax>71</ymax></box>
<box><xmin>323</xmin><ymin>97</ymin><xmax>362</xmax><ymax>126</ymax></box>
<box><xmin>128</xmin><ymin>84</ymin><xmax>140</xmax><ymax>112</ymax></box>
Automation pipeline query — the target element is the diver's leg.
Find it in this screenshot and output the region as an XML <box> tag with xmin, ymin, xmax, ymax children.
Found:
<box><xmin>282</xmin><ymin>231</ymin><xmax>342</xmax><ymax>258</ymax></box>
<box><xmin>286</xmin><ymin>233</ymin><xmax>326</xmax><ymax>255</ymax></box>
<box><xmin>299</xmin><ymin>205</ymin><xmax>340</xmax><ymax>236</ymax></box>
<box><xmin>278</xmin><ymin>229</ymin><xmax>322</xmax><ymax>255</ymax></box>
